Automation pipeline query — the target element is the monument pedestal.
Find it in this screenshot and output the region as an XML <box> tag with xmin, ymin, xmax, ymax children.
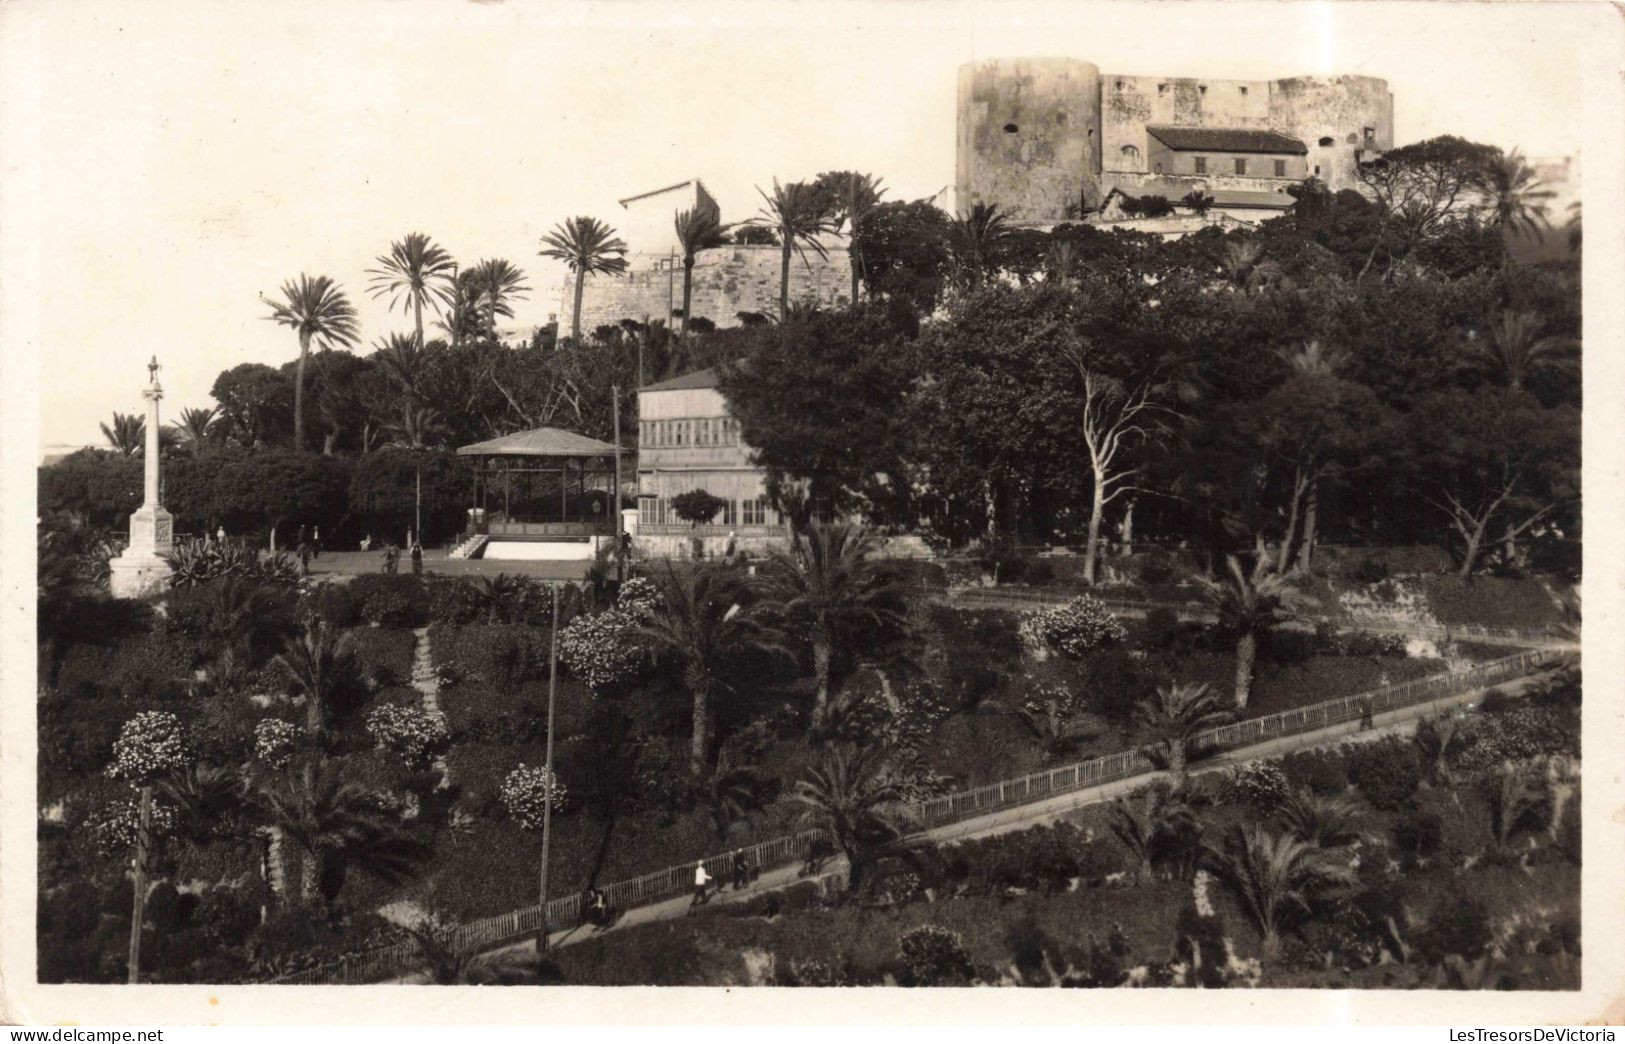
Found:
<box><xmin>109</xmin><ymin>504</ymin><xmax>174</xmax><ymax>599</ymax></box>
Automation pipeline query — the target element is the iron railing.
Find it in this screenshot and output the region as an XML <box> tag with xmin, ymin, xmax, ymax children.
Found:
<box><xmin>269</xmin><ymin>646</ymin><xmax>1552</xmax><ymax>984</ymax></box>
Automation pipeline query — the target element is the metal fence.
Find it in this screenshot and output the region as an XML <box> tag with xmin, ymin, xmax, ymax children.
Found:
<box><xmin>269</xmin><ymin>645</ymin><xmax>1552</xmax><ymax>985</ymax></box>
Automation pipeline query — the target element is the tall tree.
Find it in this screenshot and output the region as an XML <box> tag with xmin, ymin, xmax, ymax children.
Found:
<box><xmin>539</xmin><ymin>217</ymin><xmax>629</xmax><ymax>344</ymax></box>
<box><xmin>673</xmin><ymin>207</ymin><xmax>728</xmax><ymax>341</ymax></box>
<box><xmin>1132</xmin><ymin>682</ymin><xmax>1231</xmax><ymax>790</ymax></box>
<box><xmin>469</xmin><ymin>258</ymin><xmax>531</xmax><ymax>338</ymax></box>
<box><xmin>1485</xmin><ymin>148</ymin><xmax>1555</xmax><ymax>250</ymax></box>
<box><xmin>755</xmin><ymin>521</ymin><xmax>910</xmax><ymax>718</ymax></box>
<box><xmin>100</xmin><ymin>412</ymin><xmax>145</xmax><ymax>457</ymax></box>
<box><xmin>367</xmin><ymin>233</ymin><xmax>457</xmax><ymax>350</ymax></box>
<box><xmin>815</xmin><ymin>171</ymin><xmax>887</xmax><ymax>304</ymax></box>
<box><xmin>1472</xmin><ymin>309</ymin><xmax>1574</xmax><ymax>392</ymax></box>
<box><xmin>263</xmin><ymin>275</ymin><xmax>361</xmax><ymax>453</ymax></box>
<box><xmin>950</xmin><ymin>202</ymin><xmax>1012</xmax><ymax>290</ymax></box>
<box><xmin>634</xmin><ymin>566</ymin><xmax>784</xmax><ymax>773</ymax></box>
<box><xmin>753</xmin><ymin>179</ymin><xmax>838</xmax><ymax>321</ymax></box>
<box><xmin>1196</xmin><ymin>547</ymin><xmax>1299</xmax><ymax>708</ymax></box>
<box><xmin>1206</xmin><ymin>824</ymin><xmax>1356</xmax><ymax>958</ymax></box>
<box><xmin>274</xmin><ymin>620</ymin><xmax>356</xmax><ymax>743</ymax></box>
<box><xmin>789</xmin><ymin>745</ymin><xmax>910</xmax><ymax>893</ymax></box>
<box><xmin>173</xmin><ymin>407</ymin><xmax>218</xmax><ymax>456</ymax></box>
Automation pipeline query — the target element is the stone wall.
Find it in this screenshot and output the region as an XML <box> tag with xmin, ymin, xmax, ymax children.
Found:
<box><xmin>558</xmin><ymin>244</ymin><xmax>853</xmax><ymax>334</ymax></box>
<box><xmin>957</xmin><ymin>58</ymin><xmax>1103</xmax><ymax>223</ymax></box>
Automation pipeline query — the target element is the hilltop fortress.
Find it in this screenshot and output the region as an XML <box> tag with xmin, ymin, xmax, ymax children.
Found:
<box><xmin>557</xmin><ymin>58</ymin><xmax>1396</xmax><ymax>333</ymax></box>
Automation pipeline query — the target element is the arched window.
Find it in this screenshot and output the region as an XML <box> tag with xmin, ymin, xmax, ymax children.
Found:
<box><xmin>1318</xmin><ymin>136</ymin><xmax>1335</xmax><ymax>147</ymax></box>
<box><xmin>1120</xmin><ymin>144</ymin><xmax>1141</xmax><ymax>162</ymax></box>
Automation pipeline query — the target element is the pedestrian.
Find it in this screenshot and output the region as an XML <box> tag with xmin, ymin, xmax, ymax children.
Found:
<box><xmin>731</xmin><ymin>848</ymin><xmax>749</xmax><ymax>891</ymax></box>
<box><xmin>588</xmin><ymin>888</ymin><xmax>609</xmax><ymax>929</ymax></box>
<box><xmin>619</xmin><ymin>530</ymin><xmax>633</xmax><ymax>559</ymax></box>
<box><xmin>724</xmin><ymin>530</ymin><xmax>738</xmax><ymax>565</ymax></box>
<box><xmin>298</xmin><ymin>524</ymin><xmax>308</xmax><ymax>548</ymax></box>
<box><xmin>297</xmin><ymin>540</ymin><xmax>312</xmax><ymax>577</ymax></box>
<box><xmin>360</xmin><ymin>533</ymin><xmax>372</xmax><ymax>552</ymax></box>
<box><xmin>410</xmin><ymin>539</ymin><xmax>424</xmax><ymax>576</ymax></box>
<box><xmin>313</xmin><ymin>526</ymin><xmax>322</xmax><ymax>559</ymax></box>
<box><xmin>383</xmin><ymin>541</ymin><xmax>400</xmax><ymax>575</ymax></box>
<box><xmin>1359</xmin><ymin>696</ymin><xmax>1375</xmax><ymax>732</ymax></box>
<box><xmin>690</xmin><ymin>862</ymin><xmax>712</xmax><ymax>908</ymax></box>
<box><xmin>215</xmin><ymin>524</ymin><xmax>226</xmax><ymax>545</ymax></box>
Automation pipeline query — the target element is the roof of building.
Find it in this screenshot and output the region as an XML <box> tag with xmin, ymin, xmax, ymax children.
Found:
<box><xmin>1099</xmin><ymin>177</ymin><xmax>1296</xmax><ymax>212</ymax></box>
<box><xmin>617</xmin><ymin>179</ymin><xmax>711</xmax><ymax>208</ymax></box>
<box><xmin>1145</xmin><ymin>126</ymin><xmax>1308</xmax><ymax>155</ymax></box>
<box><xmin>456</xmin><ymin>427</ymin><xmax>620</xmax><ymax>458</ymax></box>
<box><xmin>640</xmin><ymin>367</ymin><xmax>723</xmax><ymax>393</ymax></box>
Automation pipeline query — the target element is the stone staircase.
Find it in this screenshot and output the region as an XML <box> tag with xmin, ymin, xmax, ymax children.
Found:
<box><xmin>409</xmin><ymin>626</ymin><xmax>451</xmax><ymax>788</ymax></box>
<box><xmin>448</xmin><ymin>534</ymin><xmax>488</xmax><ymax>560</ymax></box>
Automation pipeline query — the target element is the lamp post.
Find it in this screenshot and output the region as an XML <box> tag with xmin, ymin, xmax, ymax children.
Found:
<box><xmin>536</xmin><ymin>581</ymin><xmax>561</xmax><ymax>954</ymax></box>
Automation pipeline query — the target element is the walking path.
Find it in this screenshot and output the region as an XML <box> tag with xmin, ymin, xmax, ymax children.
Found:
<box><xmin>408</xmin><ymin>627</ymin><xmax>451</xmax><ymax>786</ymax></box>
<box><xmin>397</xmin><ymin>664</ymin><xmax>1552</xmax><ymax>981</ymax></box>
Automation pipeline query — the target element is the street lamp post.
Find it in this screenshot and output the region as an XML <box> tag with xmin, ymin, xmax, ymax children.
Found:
<box><xmin>536</xmin><ymin>582</ymin><xmax>561</xmax><ymax>954</ymax></box>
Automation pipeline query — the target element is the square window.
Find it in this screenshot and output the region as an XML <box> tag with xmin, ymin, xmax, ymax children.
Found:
<box><xmin>1157</xmin><ymin>83</ymin><xmax>1168</xmax><ymax>95</ymax></box>
<box><xmin>1364</xmin><ymin>126</ymin><xmax>1375</xmax><ymax>142</ymax></box>
<box><xmin>1274</xmin><ymin>159</ymin><xmax>1286</xmax><ymax>177</ymax></box>
<box><xmin>1234</xmin><ymin>158</ymin><xmax>1247</xmax><ymax>175</ymax></box>
<box><xmin>1194</xmin><ymin>156</ymin><xmax>1207</xmax><ymax>174</ymax></box>
<box><xmin>1239</xmin><ymin>86</ymin><xmax>1249</xmax><ymax>96</ymax></box>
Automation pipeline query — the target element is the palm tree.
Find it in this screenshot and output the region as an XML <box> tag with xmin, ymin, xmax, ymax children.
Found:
<box><xmin>470</xmin><ymin>574</ymin><xmax>520</xmax><ymax>625</ymax></box>
<box><xmin>263</xmin><ymin>274</ymin><xmax>361</xmax><ymax>452</ymax></box>
<box><xmin>1275</xmin><ymin>788</ymin><xmax>1371</xmax><ymax>849</ymax></box>
<box><xmin>755</xmin><ymin>522</ymin><xmax>909</xmax><ymax>718</ymax></box>
<box><xmin>1278</xmin><ymin>339</ymin><xmax>1348</xmax><ymax>381</ymax></box>
<box><xmin>367</xmin><ymin>233</ymin><xmax>457</xmax><ymax>350</ymax></box>
<box><xmin>158</xmin><ymin>763</ymin><xmax>246</xmax><ymax>845</ymax></box>
<box><xmin>372</xmin><ymin>331</ymin><xmax>432</xmax><ymax>407</ymax></box>
<box><xmin>673</xmin><ymin>207</ymin><xmax>728</xmax><ymax>340</ymax></box>
<box><xmin>1195</xmin><ymin>548</ymin><xmax>1300</xmax><ymax>708</ymax></box>
<box><xmin>634</xmin><ymin>565</ymin><xmax>785</xmax><ymax>773</ymax></box>
<box><xmin>433</xmin><ymin>269</ymin><xmax>486</xmax><ymax>348</ymax></box>
<box><xmin>274</xmin><ymin>620</ymin><xmax>356</xmax><ymax>743</ymax></box>
<box><xmin>826</xmin><ymin>172</ymin><xmax>886</xmax><ymax>303</ymax></box>
<box><xmin>469</xmin><ymin>258</ymin><xmax>531</xmax><ymax>338</ymax></box>
<box><xmin>248</xmin><ymin>763</ymin><xmax>425</xmax><ymax>908</ymax></box>
<box><xmin>789</xmin><ymin>744</ymin><xmax>910</xmax><ymax>893</ymax></box>
<box><xmin>1564</xmin><ymin>201</ymin><xmax>1581</xmax><ymax>253</ymax></box>
<box><xmin>1412</xmin><ymin>715</ymin><xmax>1463</xmax><ymax>787</ymax></box>
<box><xmin>101</xmin><ymin>412</ymin><xmax>145</xmax><ymax>456</ymax></box>
<box><xmin>539</xmin><ymin>217</ymin><xmax>629</xmax><ymax>344</ymax></box>
<box><xmin>1132</xmin><ymin>682</ymin><xmax>1232</xmax><ymax>790</ymax></box>
<box><xmin>1474</xmin><ymin>310</ymin><xmax>1574</xmax><ymax>392</ymax></box>
<box><xmin>951</xmin><ymin>202</ymin><xmax>1011</xmax><ymax>290</ymax></box>
<box><xmin>1206</xmin><ymin>823</ymin><xmax>1357</xmax><ymax>958</ymax></box>
<box><xmin>1108</xmin><ymin>790</ymin><xmax>1198</xmax><ymax>885</ymax></box>
<box><xmin>174</xmin><ymin>407</ymin><xmax>218</xmax><ymax>455</ymax></box>
<box><xmin>1485</xmin><ymin>763</ymin><xmax>1549</xmax><ymax>861</ymax></box>
<box><xmin>1221</xmin><ymin>240</ymin><xmax>1264</xmax><ymax>288</ymax></box>
<box><xmin>1485</xmin><ymin>148</ymin><xmax>1554</xmax><ymax>248</ymax></box>
<box><xmin>753</xmin><ymin>179</ymin><xmax>838</xmax><ymax>320</ymax></box>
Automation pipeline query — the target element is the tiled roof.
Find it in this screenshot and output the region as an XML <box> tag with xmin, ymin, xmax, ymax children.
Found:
<box><xmin>1146</xmin><ymin>126</ymin><xmax>1308</xmax><ymax>155</ymax></box>
<box><xmin>640</xmin><ymin>367</ymin><xmax>723</xmax><ymax>392</ymax></box>
<box><xmin>456</xmin><ymin>427</ymin><xmax>620</xmax><ymax>457</ymax></box>
<box><xmin>617</xmin><ymin>179</ymin><xmax>710</xmax><ymax>207</ymax></box>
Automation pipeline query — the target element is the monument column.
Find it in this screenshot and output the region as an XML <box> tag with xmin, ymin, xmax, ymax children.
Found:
<box><xmin>108</xmin><ymin>357</ymin><xmax>175</xmax><ymax>598</ymax></box>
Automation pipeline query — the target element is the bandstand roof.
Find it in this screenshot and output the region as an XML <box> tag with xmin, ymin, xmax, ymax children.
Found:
<box><xmin>456</xmin><ymin>427</ymin><xmax>619</xmax><ymax>458</ymax></box>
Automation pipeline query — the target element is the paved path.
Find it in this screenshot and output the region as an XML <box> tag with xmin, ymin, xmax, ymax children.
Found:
<box><xmin>409</xmin><ymin>627</ymin><xmax>451</xmax><ymax>785</ymax></box>
<box><xmin>389</xmin><ymin>664</ymin><xmax>1554</xmax><ymax>982</ymax></box>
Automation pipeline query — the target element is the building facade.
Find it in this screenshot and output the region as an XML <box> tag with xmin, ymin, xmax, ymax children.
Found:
<box><xmin>633</xmin><ymin>367</ymin><xmax>790</xmax><ymax>557</ymax></box>
<box><xmin>957</xmin><ymin>57</ymin><xmax>1395</xmax><ymax>226</ymax></box>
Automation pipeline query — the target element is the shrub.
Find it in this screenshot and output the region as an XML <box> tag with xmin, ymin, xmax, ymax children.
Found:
<box><xmin>1265</xmin><ymin>628</ymin><xmax>1320</xmax><ymax>665</ymax></box>
<box><xmin>1347</xmin><ymin>737</ymin><xmax>1420</xmax><ymax>810</ymax></box>
<box><xmin>365</xmin><ymin>703</ymin><xmax>450</xmax><ymax>769</ymax></box>
<box><xmin>1391</xmin><ymin>808</ymin><xmax>1443</xmax><ymax>860</ymax></box>
<box><xmin>1421</xmin><ymin>897</ymin><xmax>1493</xmax><ymax>963</ymax></box>
<box><xmin>1277</xmin><ymin>749</ymin><xmax>1349</xmax><ymax>795</ymax></box>
<box><xmin>1019</xmin><ymin>595</ymin><xmax>1128</xmax><ymax>659</ymax></box>
<box><xmin>1140</xmin><ymin>606</ymin><xmax>1182</xmax><ymax>649</ymax></box>
<box><xmin>252</xmin><ymin>719</ymin><xmax>298</xmax><ymax>768</ymax></box>
<box><xmin>106</xmin><ymin>711</ymin><xmax>192</xmax><ymax>784</ymax></box>
<box><xmin>558</xmin><ymin>608</ymin><xmax>646</xmax><ymax>693</ymax></box>
<box><xmin>1348</xmin><ymin>556</ymin><xmax>1391</xmax><ymax>586</ymax></box>
<box><xmin>426</xmin><ymin>579</ymin><xmax>485</xmax><ymax>626</ymax></box>
<box><xmin>669</xmin><ymin>489</ymin><xmax>725</xmax><ymax>526</ymax></box>
<box><xmin>301</xmin><ymin>582</ymin><xmax>360</xmax><ymax>629</ymax></box>
<box><xmin>348</xmin><ymin>575</ymin><xmax>429</xmax><ymax>628</ymax></box>
<box><xmin>500</xmin><ymin>763</ymin><xmax>567</xmax><ymax>828</ymax></box>
<box><xmin>898</xmin><ymin>924</ymin><xmax>975</xmax><ymax>986</ymax></box>
<box><xmin>1082</xmin><ymin>647</ymin><xmax>1155</xmax><ymax>723</ymax></box>
<box><xmin>1023</xmin><ymin>559</ymin><xmax>1056</xmax><ymax>586</ymax></box>
<box><xmin>88</xmin><ymin>793</ymin><xmax>178</xmax><ymax>856</ymax></box>
<box><xmin>1222</xmin><ymin>762</ymin><xmax>1291</xmax><ymax>814</ymax></box>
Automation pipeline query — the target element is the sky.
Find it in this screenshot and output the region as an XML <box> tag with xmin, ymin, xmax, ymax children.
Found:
<box><xmin>0</xmin><ymin>0</ymin><xmax>1600</xmax><ymax>452</ymax></box>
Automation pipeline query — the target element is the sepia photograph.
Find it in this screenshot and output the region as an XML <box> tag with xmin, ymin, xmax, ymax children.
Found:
<box><xmin>2</xmin><ymin>0</ymin><xmax>1621</xmax><ymax>1024</ymax></box>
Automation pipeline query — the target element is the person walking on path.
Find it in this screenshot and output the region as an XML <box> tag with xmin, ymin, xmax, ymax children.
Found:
<box><xmin>731</xmin><ymin>848</ymin><xmax>749</xmax><ymax>891</ymax></box>
<box><xmin>383</xmin><ymin>541</ymin><xmax>400</xmax><ymax>575</ymax></box>
<box><xmin>690</xmin><ymin>863</ymin><xmax>713</xmax><ymax>909</ymax></box>
<box><xmin>360</xmin><ymin>534</ymin><xmax>372</xmax><ymax>552</ymax></box>
<box><xmin>297</xmin><ymin>540</ymin><xmax>312</xmax><ymax>576</ymax></box>
<box><xmin>313</xmin><ymin>526</ymin><xmax>322</xmax><ymax>559</ymax></box>
<box><xmin>1358</xmin><ymin>696</ymin><xmax>1375</xmax><ymax>731</ymax></box>
<box><xmin>410</xmin><ymin>540</ymin><xmax>424</xmax><ymax>576</ymax></box>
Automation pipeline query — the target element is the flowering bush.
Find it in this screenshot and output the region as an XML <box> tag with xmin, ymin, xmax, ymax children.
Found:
<box><xmin>106</xmin><ymin>711</ymin><xmax>191</xmax><ymax>784</ymax></box>
<box><xmin>1018</xmin><ymin>595</ymin><xmax>1127</xmax><ymax>659</ymax></box>
<box><xmin>88</xmin><ymin>794</ymin><xmax>177</xmax><ymax>856</ymax></box>
<box><xmin>559</xmin><ymin>608</ymin><xmax>645</xmax><ymax>692</ymax></box>
<box><xmin>898</xmin><ymin>925</ymin><xmax>975</xmax><ymax>986</ymax></box>
<box><xmin>365</xmin><ymin>703</ymin><xmax>450</xmax><ymax>768</ymax></box>
<box><xmin>617</xmin><ymin>575</ymin><xmax>660</xmax><ymax>619</ymax></box>
<box><xmin>500</xmin><ymin>763</ymin><xmax>568</xmax><ymax>828</ymax></box>
<box><xmin>253</xmin><ymin>718</ymin><xmax>299</xmax><ymax>768</ymax></box>
<box><xmin>1222</xmin><ymin>762</ymin><xmax>1292</xmax><ymax>814</ymax></box>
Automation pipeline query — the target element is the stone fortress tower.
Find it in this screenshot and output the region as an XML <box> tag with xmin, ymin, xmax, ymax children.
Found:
<box><xmin>957</xmin><ymin>58</ymin><xmax>1394</xmax><ymax>226</ymax></box>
